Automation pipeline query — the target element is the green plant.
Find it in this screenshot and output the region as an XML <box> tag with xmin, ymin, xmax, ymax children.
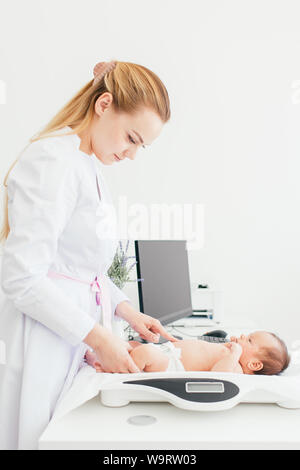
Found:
<box><xmin>107</xmin><ymin>240</ymin><xmax>142</xmax><ymax>289</ymax></box>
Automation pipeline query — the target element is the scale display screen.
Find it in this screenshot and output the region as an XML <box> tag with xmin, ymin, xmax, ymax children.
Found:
<box><xmin>186</xmin><ymin>382</ymin><xmax>225</xmax><ymax>393</ymax></box>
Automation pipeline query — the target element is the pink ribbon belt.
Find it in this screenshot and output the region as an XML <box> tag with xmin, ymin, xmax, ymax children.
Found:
<box><xmin>47</xmin><ymin>269</ymin><xmax>112</xmax><ymax>331</ymax></box>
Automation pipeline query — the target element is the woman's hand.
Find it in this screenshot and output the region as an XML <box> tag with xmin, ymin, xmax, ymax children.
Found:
<box><xmin>128</xmin><ymin>311</ymin><xmax>178</xmax><ymax>343</ymax></box>
<box><xmin>83</xmin><ymin>324</ymin><xmax>140</xmax><ymax>373</ymax></box>
<box><xmin>115</xmin><ymin>301</ymin><xmax>179</xmax><ymax>343</ymax></box>
<box><xmin>95</xmin><ymin>331</ymin><xmax>141</xmax><ymax>373</ymax></box>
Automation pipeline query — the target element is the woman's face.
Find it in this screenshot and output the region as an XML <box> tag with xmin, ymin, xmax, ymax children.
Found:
<box><xmin>83</xmin><ymin>92</ymin><xmax>164</xmax><ymax>165</ymax></box>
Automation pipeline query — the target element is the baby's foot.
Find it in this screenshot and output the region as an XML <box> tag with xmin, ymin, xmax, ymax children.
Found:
<box><xmin>84</xmin><ymin>350</ymin><xmax>103</xmax><ymax>372</ymax></box>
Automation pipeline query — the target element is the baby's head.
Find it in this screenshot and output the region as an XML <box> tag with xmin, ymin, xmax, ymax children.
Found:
<box><xmin>232</xmin><ymin>330</ymin><xmax>290</xmax><ymax>375</ymax></box>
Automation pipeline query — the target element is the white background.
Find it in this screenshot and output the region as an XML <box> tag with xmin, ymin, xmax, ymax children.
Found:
<box><xmin>1</xmin><ymin>0</ymin><xmax>300</xmax><ymax>345</ymax></box>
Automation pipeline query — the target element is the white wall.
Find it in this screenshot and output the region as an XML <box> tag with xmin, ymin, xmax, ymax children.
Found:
<box><xmin>1</xmin><ymin>0</ymin><xmax>300</xmax><ymax>345</ymax></box>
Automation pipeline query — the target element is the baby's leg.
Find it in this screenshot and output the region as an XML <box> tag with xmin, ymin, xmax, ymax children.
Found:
<box><xmin>130</xmin><ymin>344</ymin><xmax>169</xmax><ymax>372</ymax></box>
<box><xmin>85</xmin><ymin>342</ymin><xmax>140</xmax><ymax>370</ymax></box>
<box><xmin>128</xmin><ymin>340</ymin><xmax>143</xmax><ymax>349</ymax></box>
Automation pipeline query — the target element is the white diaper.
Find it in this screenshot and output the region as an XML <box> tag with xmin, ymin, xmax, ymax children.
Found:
<box><xmin>150</xmin><ymin>341</ymin><xmax>185</xmax><ymax>372</ymax></box>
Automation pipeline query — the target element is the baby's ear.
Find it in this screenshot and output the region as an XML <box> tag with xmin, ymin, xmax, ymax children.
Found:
<box><xmin>247</xmin><ymin>360</ymin><xmax>263</xmax><ymax>372</ymax></box>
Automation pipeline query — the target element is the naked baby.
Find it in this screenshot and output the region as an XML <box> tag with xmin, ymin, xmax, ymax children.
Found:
<box><xmin>85</xmin><ymin>331</ymin><xmax>290</xmax><ymax>376</ymax></box>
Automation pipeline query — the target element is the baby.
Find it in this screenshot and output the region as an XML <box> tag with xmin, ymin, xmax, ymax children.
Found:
<box><xmin>85</xmin><ymin>330</ymin><xmax>290</xmax><ymax>375</ymax></box>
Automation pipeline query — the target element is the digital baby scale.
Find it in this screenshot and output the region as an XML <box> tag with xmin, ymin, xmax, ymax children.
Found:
<box><xmin>100</xmin><ymin>371</ymin><xmax>300</xmax><ymax>411</ymax></box>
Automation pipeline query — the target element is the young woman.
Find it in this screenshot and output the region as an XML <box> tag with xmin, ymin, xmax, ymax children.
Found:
<box><xmin>0</xmin><ymin>60</ymin><xmax>176</xmax><ymax>449</ymax></box>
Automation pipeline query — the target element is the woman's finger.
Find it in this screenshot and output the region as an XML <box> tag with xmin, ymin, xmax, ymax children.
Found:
<box><xmin>107</xmin><ymin>355</ymin><xmax>141</xmax><ymax>374</ymax></box>
<box><xmin>127</xmin><ymin>357</ymin><xmax>141</xmax><ymax>373</ymax></box>
<box><xmin>138</xmin><ymin>327</ymin><xmax>160</xmax><ymax>343</ymax></box>
<box><xmin>117</xmin><ymin>367</ymin><xmax>130</xmax><ymax>374</ymax></box>
<box><xmin>151</xmin><ymin>322</ymin><xmax>179</xmax><ymax>342</ymax></box>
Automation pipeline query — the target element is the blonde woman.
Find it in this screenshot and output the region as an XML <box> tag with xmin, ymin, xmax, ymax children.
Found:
<box><xmin>0</xmin><ymin>60</ymin><xmax>176</xmax><ymax>450</ymax></box>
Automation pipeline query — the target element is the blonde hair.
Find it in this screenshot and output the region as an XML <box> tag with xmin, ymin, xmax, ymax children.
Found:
<box><xmin>0</xmin><ymin>61</ymin><xmax>171</xmax><ymax>243</ymax></box>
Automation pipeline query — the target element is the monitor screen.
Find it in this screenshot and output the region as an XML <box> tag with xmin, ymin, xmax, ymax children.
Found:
<box><xmin>134</xmin><ymin>240</ymin><xmax>193</xmax><ymax>325</ymax></box>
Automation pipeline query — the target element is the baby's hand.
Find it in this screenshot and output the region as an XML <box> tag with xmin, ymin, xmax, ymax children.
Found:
<box><xmin>225</xmin><ymin>342</ymin><xmax>242</xmax><ymax>357</ymax></box>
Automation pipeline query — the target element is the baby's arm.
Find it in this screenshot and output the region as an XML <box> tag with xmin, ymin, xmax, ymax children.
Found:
<box><xmin>210</xmin><ymin>343</ymin><xmax>243</xmax><ymax>373</ymax></box>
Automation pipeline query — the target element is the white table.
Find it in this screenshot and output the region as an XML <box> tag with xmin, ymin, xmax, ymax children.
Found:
<box><xmin>39</xmin><ymin>395</ymin><xmax>300</xmax><ymax>450</ymax></box>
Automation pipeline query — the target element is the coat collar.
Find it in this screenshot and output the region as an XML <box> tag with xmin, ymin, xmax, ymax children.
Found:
<box><xmin>64</xmin><ymin>126</ymin><xmax>104</xmax><ymax>201</ymax></box>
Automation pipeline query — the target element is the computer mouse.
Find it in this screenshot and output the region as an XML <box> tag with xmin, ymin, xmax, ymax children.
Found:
<box><xmin>202</xmin><ymin>329</ymin><xmax>228</xmax><ymax>339</ymax></box>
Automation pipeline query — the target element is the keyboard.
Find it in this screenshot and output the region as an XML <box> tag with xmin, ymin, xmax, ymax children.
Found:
<box><xmin>198</xmin><ymin>335</ymin><xmax>229</xmax><ymax>343</ymax></box>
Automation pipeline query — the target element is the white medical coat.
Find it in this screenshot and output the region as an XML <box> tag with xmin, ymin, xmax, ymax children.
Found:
<box><xmin>0</xmin><ymin>126</ymin><xmax>130</xmax><ymax>449</ymax></box>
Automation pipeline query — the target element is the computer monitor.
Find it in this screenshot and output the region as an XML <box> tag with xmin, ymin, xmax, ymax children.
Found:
<box><xmin>134</xmin><ymin>240</ymin><xmax>193</xmax><ymax>326</ymax></box>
